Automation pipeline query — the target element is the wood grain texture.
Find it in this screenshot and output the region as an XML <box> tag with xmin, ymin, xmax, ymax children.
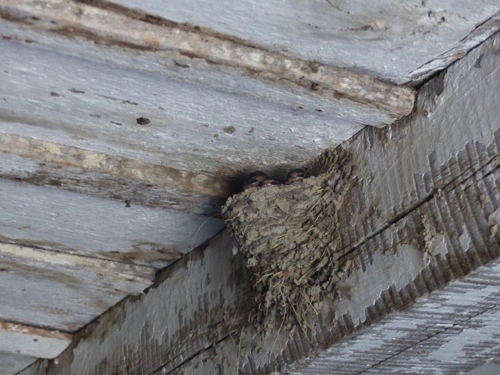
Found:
<box><xmin>0</xmin><ymin>179</ymin><xmax>223</xmax><ymax>269</ymax></box>
<box><xmin>0</xmin><ymin>351</ymin><xmax>36</xmax><ymax>375</ymax></box>
<box><xmin>18</xmin><ymin>233</ymin><xmax>246</xmax><ymax>374</ymax></box>
<box><xmin>0</xmin><ymin>321</ymin><xmax>72</xmax><ymax>359</ymax></box>
<box><xmin>0</xmin><ymin>242</ymin><xmax>154</xmax><ymax>331</ymax></box>
<box><xmin>18</xmin><ymin>27</ymin><xmax>500</xmax><ymax>375</ymax></box>
<box><xmin>312</xmin><ymin>31</ymin><xmax>500</xmax><ymax>265</ymax></box>
<box><xmin>0</xmin><ymin>0</ymin><xmax>414</xmax><ymax>130</ymax></box>
<box><xmin>287</xmin><ymin>262</ymin><xmax>500</xmax><ymax>374</ymax></box>
<box><xmin>108</xmin><ymin>0</ymin><xmax>500</xmax><ymax>84</ymax></box>
<box><xmin>0</xmin><ymin>135</ymin><xmax>230</xmax><ymax>216</ymax></box>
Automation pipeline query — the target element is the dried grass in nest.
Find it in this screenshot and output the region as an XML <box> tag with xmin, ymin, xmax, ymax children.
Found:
<box><xmin>222</xmin><ymin>149</ymin><xmax>354</xmax><ymax>335</ymax></box>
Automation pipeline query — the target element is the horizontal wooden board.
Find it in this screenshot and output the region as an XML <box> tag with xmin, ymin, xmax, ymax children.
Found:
<box><xmin>0</xmin><ymin>137</ymin><xmax>231</xmax><ymax>216</ymax></box>
<box><xmin>0</xmin><ymin>242</ymin><xmax>154</xmax><ymax>331</ymax></box>
<box><xmin>0</xmin><ymin>179</ymin><xmax>224</xmax><ymax>268</ymax></box>
<box><xmin>0</xmin><ymin>321</ymin><xmax>72</xmax><ymax>360</ymax></box>
<box><xmin>109</xmin><ymin>0</ymin><xmax>500</xmax><ymax>83</ymax></box>
<box><xmin>0</xmin><ymin>29</ymin><xmax>369</xmax><ymax>177</ymax></box>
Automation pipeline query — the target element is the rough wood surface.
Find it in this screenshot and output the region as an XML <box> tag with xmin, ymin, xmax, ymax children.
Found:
<box><xmin>0</xmin><ymin>135</ymin><xmax>230</xmax><ymax>216</ymax></box>
<box><xmin>0</xmin><ymin>321</ymin><xmax>72</xmax><ymax>359</ymax></box>
<box><xmin>0</xmin><ymin>179</ymin><xmax>223</xmax><ymax>269</ymax></box>
<box><xmin>18</xmin><ymin>233</ymin><xmax>247</xmax><ymax>375</ymax></box>
<box><xmin>18</xmin><ymin>30</ymin><xmax>500</xmax><ymax>375</ymax></box>
<box><xmin>288</xmin><ymin>261</ymin><xmax>500</xmax><ymax>374</ymax></box>
<box><xmin>3</xmin><ymin>1</ymin><xmax>500</xmax><ymax>373</ymax></box>
<box><xmin>0</xmin><ymin>0</ymin><xmax>415</xmax><ymax>129</ymax></box>
<box><xmin>0</xmin><ymin>242</ymin><xmax>154</xmax><ymax>331</ymax></box>
<box><xmin>0</xmin><ymin>351</ymin><xmax>36</xmax><ymax>375</ymax></box>
<box><xmin>306</xmin><ymin>31</ymin><xmax>500</xmax><ymax>266</ymax></box>
<box><xmin>109</xmin><ymin>0</ymin><xmax>500</xmax><ymax>84</ymax></box>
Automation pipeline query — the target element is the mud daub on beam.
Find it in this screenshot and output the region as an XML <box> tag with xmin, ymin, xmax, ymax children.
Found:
<box><xmin>223</xmin><ymin>133</ymin><xmax>500</xmax><ymax>373</ymax></box>
<box><xmin>221</xmin><ymin>148</ymin><xmax>356</xmax><ymax>335</ymax></box>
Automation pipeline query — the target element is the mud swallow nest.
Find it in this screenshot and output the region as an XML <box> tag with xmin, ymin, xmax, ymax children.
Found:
<box><xmin>222</xmin><ymin>149</ymin><xmax>355</xmax><ymax>334</ymax></box>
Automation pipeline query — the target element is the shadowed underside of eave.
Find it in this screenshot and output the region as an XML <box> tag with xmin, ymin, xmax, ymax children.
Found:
<box><xmin>12</xmin><ymin>27</ymin><xmax>500</xmax><ymax>375</ymax></box>
<box><xmin>1</xmin><ymin>1</ymin><xmax>500</xmax><ymax>374</ymax></box>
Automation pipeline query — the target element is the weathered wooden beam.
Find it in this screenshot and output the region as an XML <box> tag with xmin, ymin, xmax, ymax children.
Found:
<box><xmin>178</xmin><ymin>260</ymin><xmax>500</xmax><ymax>375</ymax></box>
<box><xmin>287</xmin><ymin>261</ymin><xmax>500</xmax><ymax>374</ymax></box>
<box><xmin>18</xmin><ymin>31</ymin><xmax>500</xmax><ymax>374</ymax></box>
<box><xmin>107</xmin><ymin>0</ymin><xmax>500</xmax><ymax>84</ymax></box>
<box><xmin>0</xmin><ymin>321</ymin><xmax>72</xmax><ymax>359</ymax></box>
<box><xmin>305</xmin><ymin>30</ymin><xmax>500</xmax><ymax>265</ymax></box>
<box><xmin>0</xmin><ymin>13</ymin><xmax>407</xmax><ymax>216</ymax></box>
<box><xmin>0</xmin><ymin>0</ymin><xmax>415</xmax><ymax>127</ymax></box>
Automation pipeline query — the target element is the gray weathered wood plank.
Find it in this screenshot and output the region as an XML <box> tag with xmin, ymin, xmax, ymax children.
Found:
<box><xmin>0</xmin><ymin>242</ymin><xmax>154</xmax><ymax>331</ymax></box>
<box><xmin>16</xmin><ymin>26</ymin><xmax>500</xmax><ymax>375</ymax></box>
<box><xmin>0</xmin><ymin>136</ymin><xmax>230</xmax><ymax>216</ymax></box>
<box><xmin>0</xmin><ymin>0</ymin><xmax>414</xmax><ymax>131</ymax></box>
<box><xmin>0</xmin><ymin>179</ymin><xmax>223</xmax><ymax>268</ymax></box>
<box><xmin>0</xmin><ymin>31</ymin><xmax>378</xmax><ymax>177</ymax></box>
<box><xmin>108</xmin><ymin>0</ymin><xmax>500</xmax><ymax>83</ymax></box>
<box><xmin>0</xmin><ymin>321</ymin><xmax>72</xmax><ymax>360</ymax></box>
<box><xmin>0</xmin><ymin>350</ymin><xmax>36</xmax><ymax>375</ymax></box>
<box><xmin>287</xmin><ymin>265</ymin><xmax>500</xmax><ymax>374</ymax></box>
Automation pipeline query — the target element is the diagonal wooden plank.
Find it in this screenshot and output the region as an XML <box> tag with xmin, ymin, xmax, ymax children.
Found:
<box><xmin>0</xmin><ymin>179</ymin><xmax>224</xmax><ymax>269</ymax></box>
<box><xmin>0</xmin><ymin>134</ymin><xmax>230</xmax><ymax>216</ymax></box>
<box><xmin>106</xmin><ymin>0</ymin><xmax>500</xmax><ymax>83</ymax></box>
